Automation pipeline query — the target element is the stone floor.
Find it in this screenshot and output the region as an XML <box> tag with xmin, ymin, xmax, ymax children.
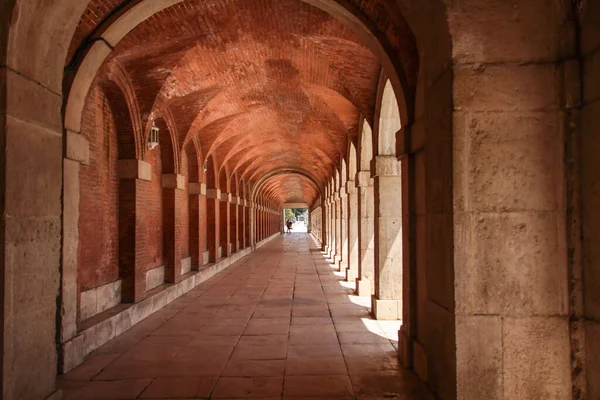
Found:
<box><xmin>58</xmin><ymin>234</ymin><xmax>431</xmax><ymax>399</ymax></box>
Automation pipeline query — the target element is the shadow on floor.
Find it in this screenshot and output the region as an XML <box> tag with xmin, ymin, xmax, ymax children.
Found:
<box><xmin>58</xmin><ymin>233</ymin><xmax>432</xmax><ymax>399</ymax></box>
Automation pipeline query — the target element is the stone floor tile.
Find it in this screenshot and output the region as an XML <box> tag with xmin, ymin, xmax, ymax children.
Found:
<box><xmin>283</xmin><ymin>375</ymin><xmax>353</xmax><ymax>398</ymax></box>
<box><xmin>291</xmin><ymin>316</ymin><xmax>333</xmax><ymax>325</ymax></box>
<box><xmin>222</xmin><ymin>359</ymin><xmax>286</xmax><ymax>377</ymax></box>
<box><xmin>345</xmin><ymin>356</ymin><xmax>401</xmax><ymax>375</ymax></box>
<box><xmin>351</xmin><ymin>373</ymin><xmax>431</xmax><ymax>399</ymax></box>
<box><xmin>60</xmin><ymin>353</ymin><xmax>120</xmax><ymax>381</ymax></box>
<box><xmin>61</xmin><ymin>378</ymin><xmax>151</xmax><ymax>400</ymax></box>
<box><xmin>60</xmin><ymin>235</ymin><xmax>430</xmax><ymax>400</ymax></box>
<box><xmin>289</xmin><ymin>330</ymin><xmax>339</xmax><ymax>345</ymax></box>
<box><xmin>138</xmin><ymin>377</ymin><xmax>217</xmax><ymax>398</ymax></box>
<box><xmin>285</xmin><ymin>357</ymin><xmax>347</xmax><ymax>375</ymax></box>
<box><xmin>231</xmin><ymin>342</ymin><xmax>287</xmax><ymax>360</ymax></box>
<box><xmin>212</xmin><ymin>377</ymin><xmax>284</xmax><ymax>398</ymax></box>
<box><xmin>244</xmin><ymin>317</ymin><xmax>291</xmax><ymax>335</ymax></box>
<box><xmin>338</xmin><ymin>332</ymin><xmax>394</xmax><ymax>345</ymax></box>
<box><xmin>341</xmin><ymin>343</ymin><xmax>398</xmax><ymax>358</ymax></box>
<box><xmin>287</xmin><ymin>344</ymin><xmax>343</xmax><ymax>359</ymax></box>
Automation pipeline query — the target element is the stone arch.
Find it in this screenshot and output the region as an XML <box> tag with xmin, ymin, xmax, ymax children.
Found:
<box><xmin>375</xmin><ymin>78</ymin><xmax>401</xmax><ymax>156</ymax></box>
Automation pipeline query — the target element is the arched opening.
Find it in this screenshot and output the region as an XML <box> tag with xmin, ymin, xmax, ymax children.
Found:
<box><xmin>186</xmin><ymin>141</ymin><xmax>203</xmax><ymax>272</ymax></box>
<box><xmin>345</xmin><ymin>141</ymin><xmax>360</xmax><ymax>283</ymax></box>
<box><xmin>356</xmin><ymin>119</ymin><xmax>375</xmax><ymax>297</ymax></box>
<box><xmin>230</xmin><ymin>175</ymin><xmax>239</xmax><ymax>254</ymax></box>
<box><xmin>77</xmin><ymin>81</ymin><xmax>121</xmax><ymax>319</ymax></box>
<box><xmin>371</xmin><ymin>77</ymin><xmax>403</xmax><ymax>321</ymax></box>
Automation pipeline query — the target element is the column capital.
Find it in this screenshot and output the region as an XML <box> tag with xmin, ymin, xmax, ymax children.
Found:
<box><xmin>206</xmin><ymin>188</ymin><xmax>221</xmax><ymax>199</ymax></box>
<box><xmin>161</xmin><ymin>174</ymin><xmax>186</xmax><ymax>190</ymax></box>
<box><xmin>356</xmin><ymin>171</ymin><xmax>373</xmax><ymax>187</ymax></box>
<box><xmin>118</xmin><ymin>159</ymin><xmax>152</xmax><ymax>182</ymax></box>
<box><xmin>220</xmin><ymin>192</ymin><xmax>232</xmax><ymax>202</ymax></box>
<box><xmin>346</xmin><ymin>181</ymin><xmax>357</xmax><ymax>194</ymax></box>
<box><xmin>373</xmin><ymin>155</ymin><xmax>400</xmax><ymax>177</ymax></box>
<box><xmin>66</xmin><ymin>130</ymin><xmax>89</xmax><ymax>164</ymax></box>
<box><xmin>187</xmin><ymin>182</ymin><xmax>207</xmax><ymax>195</ymax></box>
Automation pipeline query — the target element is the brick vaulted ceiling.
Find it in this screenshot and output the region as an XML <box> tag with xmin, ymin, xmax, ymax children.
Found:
<box><xmin>70</xmin><ymin>0</ymin><xmax>381</xmax><ymax>206</ymax></box>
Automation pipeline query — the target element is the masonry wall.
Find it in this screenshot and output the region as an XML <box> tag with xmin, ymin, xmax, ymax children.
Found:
<box><xmin>78</xmin><ymin>85</ymin><xmax>119</xmax><ymax>292</ymax></box>
<box><xmin>146</xmin><ymin>149</ymin><xmax>164</xmax><ymax>271</ymax></box>
<box><xmin>580</xmin><ymin>1</ymin><xmax>600</xmax><ymax>397</ymax></box>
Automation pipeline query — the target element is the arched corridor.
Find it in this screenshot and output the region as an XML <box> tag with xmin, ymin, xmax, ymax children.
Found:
<box><xmin>1</xmin><ymin>0</ymin><xmax>600</xmax><ymax>399</ymax></box>
<box><xmin>58</xmin><ymin>234</ymin><xmax>431</xmax><ymax>399</ymax></box>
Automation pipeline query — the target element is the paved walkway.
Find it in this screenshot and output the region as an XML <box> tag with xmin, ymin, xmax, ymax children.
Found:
<box><xmin>59</xmin><ymin>234</ymin><xmax>430</xmax><ymax>399</ymax></box>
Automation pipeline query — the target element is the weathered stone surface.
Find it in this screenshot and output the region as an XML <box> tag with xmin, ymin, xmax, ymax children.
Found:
<box><xmin>5</xmin><ymin>116</ymin><xmax>62</xmax><ymax>218</ymax></box>
<box><xmin>455</xmin><ymin>212</ymin><xmax>567</xmax><ymax>316</ymax></box>
<box><xmin>503</xmin><ymin>317</ymin><xmax>571</xmax><ymax>399</ymax></box>
<box><xmin>456</xmin><ymin>316</ymin><xmax>502</xmax><ymax>400</ymax></box>
<box><xmin>448</xmin><ymin>0</ymin><xmax>573</xmax><ymax>64</ymax></box>
<box><xmin>454</xmin><ymin>64</ymin><xmax>560</xmax><ymax>112</ymax></box>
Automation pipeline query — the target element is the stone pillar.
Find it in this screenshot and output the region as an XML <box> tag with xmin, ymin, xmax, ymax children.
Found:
<box><xmin>206</xmin><ymin>188</ymin><xmax>220</xmax><ymax>263</ymax></box>
<box><xmin>118</xmin><ymin>160</ymin><xmax>152</xmax><ymax>302</ymax></box>
<box><xmin>356</xmin><ymin>171</ymin><xmax>376</xmax><ymax>296</ymax></box>
<box><xmin>334</xmin><ymin>194</ymin><xmax>342</xmax><ymax>266</ymax></box>
<box><xmin>321</xmin><ymin>204</ymin><xmax>327</xmax><ymax>251</ymax></box>
<box><xmin>230</xmin><ymin>196</ymin><xmax>238</xmax><ymax>253</ymax></box>
<box><xmin>346</xmin><ymin>181</ymin><xmax>359</xmax><ymax>283</ymax></box>
<box><xmin>328</xmin><ymin>196</ymin><xmax>336</xmax><ymax>259</ymax></box>
<box><xmin>372</xmin><ymin>156</ymin><xmax>403</xmax><ymax>320</ymax></box>
<box><xmin>339</xmin><ymin>187</ymin><xmax>349</xmax><ymax>271</ymax></box>
<box><xmin>219</xmin><ymin>192</ymin><xmax>231</xmax><ymax>258</ymax></box>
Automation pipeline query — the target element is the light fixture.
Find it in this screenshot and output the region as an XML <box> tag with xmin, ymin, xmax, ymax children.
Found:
<box><xmin>147</xmin><ymin>121</ymin><xmax>159</xmax><ymax>150</ymax></box>
<box><xmin>203</xmin><ymin>161</ymin><xmax>208</xmax><ymax>172</ymax></box>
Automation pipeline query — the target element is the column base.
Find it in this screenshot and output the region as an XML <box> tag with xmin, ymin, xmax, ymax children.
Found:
<box><xmin>398</xmin><ymin>326</ymin><xmax>413</xmax><ymax>368</ymax></box>
<box><xmin>337</xmin><ymin>261</ymin><xmax>347</xmax><ymax>272</ymax></box>
<box><xmin>371</xmin><ymin>297</ymin><xmax>401</xmax><ymax>320</ymax></box>
<box><xmin>356</xmin><ymin>278</ymin><xmax>373</xmax><ymax>296</ymax></box>
<box><xmin>333</xmin><ymin>255</ymin><xmax>342</xmax><ymax>266</ymax></box>
<box><xmin>345</xmin><ymin>268</ymin><xmax>358</xmax><ymax>283</ymax></box>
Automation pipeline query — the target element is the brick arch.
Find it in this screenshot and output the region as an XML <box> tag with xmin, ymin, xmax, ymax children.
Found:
<box><xmin>205</xmin><ymin>155</ymin><xmax>218</xmax><ymax>190</ymax></box>
<box><xmin>252</xmin><ymin>168</ymin><xmax>324</xmax><ymax>201</ymax></box>
<box><xmin>99</xmin><ymin>61</ymin><xmax>144</xmax><ymax>160</ymax></box>
<box><xmin>184</xmin><ymin>141</ymin><xmax>200</xmax><ymax>183</ymax></box>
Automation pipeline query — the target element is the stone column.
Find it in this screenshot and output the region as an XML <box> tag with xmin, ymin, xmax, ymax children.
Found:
<box><xmin>219</xmin><ymin>192</ymin><xmax>231</xmax><ymax>258</ymax></box>
<box><xmin>321</xmin><ymin>204</ymin><xmax>327</xmax><ymax>251</ymax></box>
<box><xmin>356</xmin><ymin>171</ymin><xmax>376</xmax><ymax>296</ymax></box>
<box><xmin>230</xmin><ymin>196</ymin><xmax>238</xmax><ymax>253</ymax></box>
<box><xmin>346</xmin><ymin>180</ymin><xmax>359</xmax><ymax>283</ymax></box>
<box><xmin>372</xmin><ymin>156</ymin><xmax>403</xmax><ymax>320</ymax></box>
<box><xmin>339</xmin><ymin>187</ymin><xmax>349</xmax><ymax>271</ymax></box>
<box><xmin>334</xmin><ymin>194</ymin><xmax>342</xmax><ymax>266</ymax></box>
<box><xmin>206</xmin><ymin>188</ymin><xmax>220</xmax><ymax>263</ymax></box>
<box><xmin>328</xmin><ymin>196</ymin><xmax>335</xmax><ymax>258</ymax></box>
<box><xmin>118</xmin><ymin>160</ymin><xmax>152</xmax><ymax>302</ymax></box>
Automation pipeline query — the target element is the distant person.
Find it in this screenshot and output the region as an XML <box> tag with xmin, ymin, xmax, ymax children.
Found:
<box><xmin>286</xmin><ymin>219</ymin><xmax>293</xmax><ymax>233</ymax></box>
